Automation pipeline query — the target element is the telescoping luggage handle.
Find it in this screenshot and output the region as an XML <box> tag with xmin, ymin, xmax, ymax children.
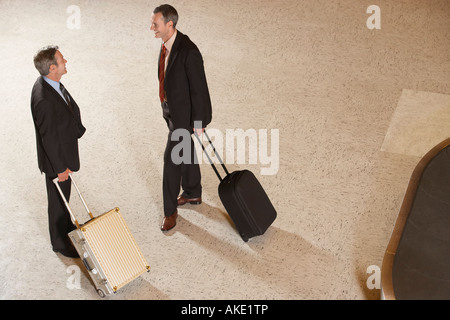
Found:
<box><xmin>52</xmin><ymin>173</ymin><xmax>94</xmax><ymax>229</ymax></box>
<box><xmin>194</xmin><ymin>130</ymin><xmax>229</xmax><ymax>182</ymax></box>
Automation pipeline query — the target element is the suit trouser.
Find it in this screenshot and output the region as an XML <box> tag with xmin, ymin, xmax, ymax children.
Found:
<box><xmin>45</xmin><ymin>174</ymin><xmax>76</xmax><ymax>250</ymax></box>
<box><xmin>162</xmin><ymin>102</ymin><xmax>202</xmax><ymax>217</ymax></box>
<box><xmin>163</xmin><ymin>131</ymin><xmax>202</xmax><ymax>217</ymax></box>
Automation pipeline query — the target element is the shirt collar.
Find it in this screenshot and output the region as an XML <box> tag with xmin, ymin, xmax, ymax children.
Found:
<box><xmin>43</xmin><ymin>76</ymin><xmax>65</xmax><ymax>100</ymax></box>
<box><xmin>43</xmin><ymin>75</ymin><xmax>60</xmax><ymax>88</ymax></box>
<box><xmin>163</xmin><ymin>30</ymin><xmax>177</xmax><ymax>53</ymax></box>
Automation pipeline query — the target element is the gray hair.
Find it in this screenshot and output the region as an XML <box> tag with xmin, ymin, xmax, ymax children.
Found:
<box><xmin>33</xmin><ymin>45</ymin><xmax>59</xmax><ymax>76</ymax></box>
<box><xmin>153</xmin><ymin>4</ymin><xmax>178</xmax><ymax>28</ymax></box>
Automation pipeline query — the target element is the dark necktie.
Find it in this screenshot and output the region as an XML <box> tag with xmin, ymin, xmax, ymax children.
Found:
<box><xmin>60</xmin><ymin>83</ymin><xmax>74</xmax><ymax>115</ymax></box>
<box><xmin>159</xmin><ymin>44</ymin><xmax>166</xmax><ymax>102</ymax></box>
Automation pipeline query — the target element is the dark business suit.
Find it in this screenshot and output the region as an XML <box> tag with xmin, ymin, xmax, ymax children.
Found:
<box><xmin>159</xmin><ymin>31</ymin><xmax>212</xmax><ymax>217</ymax></box>
<box><xmin>31</xmin><ymin>76</ymin><xmax>85</xmax><ymax>251</ymax></box>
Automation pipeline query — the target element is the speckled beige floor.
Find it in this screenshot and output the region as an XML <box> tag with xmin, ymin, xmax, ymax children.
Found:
<box><xmin>0</xmin><ymin>0</ymin><xmax>449</xmax><ymax>300</ymax></box>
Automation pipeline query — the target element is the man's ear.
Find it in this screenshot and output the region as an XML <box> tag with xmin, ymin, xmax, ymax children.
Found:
<box><xmin>48</xmin><ymin>64</ymin><xmax>56</xmax><ymax>74</ymax></box>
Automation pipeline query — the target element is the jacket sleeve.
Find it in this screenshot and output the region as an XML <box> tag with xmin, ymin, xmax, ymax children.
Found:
<box><xmin>33</xmin><ymin>99</ymin><xmax>66</xmax><ymax>174</ymax></box>
<box><xmin>185</xmin><ymin>48</ymin><xmax>212</xmax><ymax>128</ymax></box>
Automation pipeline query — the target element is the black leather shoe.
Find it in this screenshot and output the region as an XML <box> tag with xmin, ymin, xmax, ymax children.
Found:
<box><xmin>53</xmin><ymin>247</ymin><xmax>79</xmax><ymax>258</ymax></box>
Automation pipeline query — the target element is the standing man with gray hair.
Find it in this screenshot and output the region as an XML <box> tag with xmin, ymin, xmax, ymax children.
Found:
<box><xmin>150</xmin><ymin>4</ymin><xmax>212</xmax><ymax>232</ymax></box>
<box><xmin>31</xmin><ymin>46</ymin><xmax>86</xmax><ymax>258</ymax></box>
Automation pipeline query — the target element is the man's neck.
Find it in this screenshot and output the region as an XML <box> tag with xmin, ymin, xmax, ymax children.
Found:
<box><xmin>45</xmin><ymin>73</ymin><xmax>62</xmax><ymax>82</ymax></box>
<box><xmin>163</xmin><ymin>28</ymin><xmax>176</xmax><ymax>43</ymax></box>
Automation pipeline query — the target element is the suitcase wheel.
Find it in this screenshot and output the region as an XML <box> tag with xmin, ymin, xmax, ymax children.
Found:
<box><xmin>97</xmin><ymin>289</ymin><xmax>106</xmax><ymax>298</ymax></box>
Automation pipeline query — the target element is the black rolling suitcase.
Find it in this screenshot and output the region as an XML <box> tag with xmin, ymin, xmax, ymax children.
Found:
<box><xmin>195</xmin><ymin>131</ymin><xmax>277</xmax><ymax>241</ymax></box>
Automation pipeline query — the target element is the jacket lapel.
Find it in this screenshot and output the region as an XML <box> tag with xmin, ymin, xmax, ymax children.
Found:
<box><xmin>39</xmin><ymin>76</ymin><xmax>70</xmax><ymax>108</ymax></box>
<box><xmin>165</xmin><ymin>31</ymin><xmax>182</xmax><ymax>77</ymax></box>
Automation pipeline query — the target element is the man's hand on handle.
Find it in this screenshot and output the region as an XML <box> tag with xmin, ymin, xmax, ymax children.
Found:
<box><xmin>58</xmin><ymin>168</ymin><xmax>73</xmax><ymax>182</ymax></box>
<box><xmin>193</xmin><ymin>127</ymin><xmax>205</xmax><ymax>137</ymax></box>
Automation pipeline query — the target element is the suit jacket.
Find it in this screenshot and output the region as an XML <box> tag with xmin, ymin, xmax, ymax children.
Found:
<box><xmin>31</xmin><ymin>76</ymin><xmax>85</xmax><ymax>176</ymax></box>
<box><xmin>159</xmin><ymin>31</ymin><xmax>212</xmax><ymax>131</ymax></box>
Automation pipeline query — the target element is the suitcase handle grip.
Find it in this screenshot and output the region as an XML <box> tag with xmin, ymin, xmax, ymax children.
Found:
<box><xmin>82</xmin><ymin>258</ymin><xmax>94</xmax><ymax>272</ymax></box>
<box><xmin>52</xmin><ymin>173</ymin><xmax>94</xmax><ymax>229</ymax></box>
<box><xmin>194</xmin><ymin>130</ymin><xmax>229</xmax><ymax>182</ymax></box>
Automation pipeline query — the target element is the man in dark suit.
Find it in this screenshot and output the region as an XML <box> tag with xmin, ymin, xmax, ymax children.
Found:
<box><xmin>150</xmin><ymin>4</ymin><xmax>212</xmax><ymax>231</ymax></box>
<box><xmin>31</xmin><ymin>46</ymin><xmax>86</xmax><ymax>258</ymax></box>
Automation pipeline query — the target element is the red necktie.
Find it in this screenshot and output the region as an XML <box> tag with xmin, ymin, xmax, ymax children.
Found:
<box><xmin>159</xmin><ymin>44</ymin><xmax>166</xmax><ymax>102</ymax></box>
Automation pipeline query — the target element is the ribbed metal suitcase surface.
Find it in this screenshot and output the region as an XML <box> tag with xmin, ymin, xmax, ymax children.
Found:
<box><xmin>53</xmin><ymin>174</ymin><xmax>150</xmax><ymax>297</ymax></box>
<box><xmin>80</xmin><ymin>207</ymin><xmax>149</xmax><ymax>293</ymax></box>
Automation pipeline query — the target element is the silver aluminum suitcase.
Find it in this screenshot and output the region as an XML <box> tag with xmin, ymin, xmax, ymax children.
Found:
<box><xmin>53</xmin><ymin>174</ymin><xmax>150</xmax><ymax>297</ymax></box>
